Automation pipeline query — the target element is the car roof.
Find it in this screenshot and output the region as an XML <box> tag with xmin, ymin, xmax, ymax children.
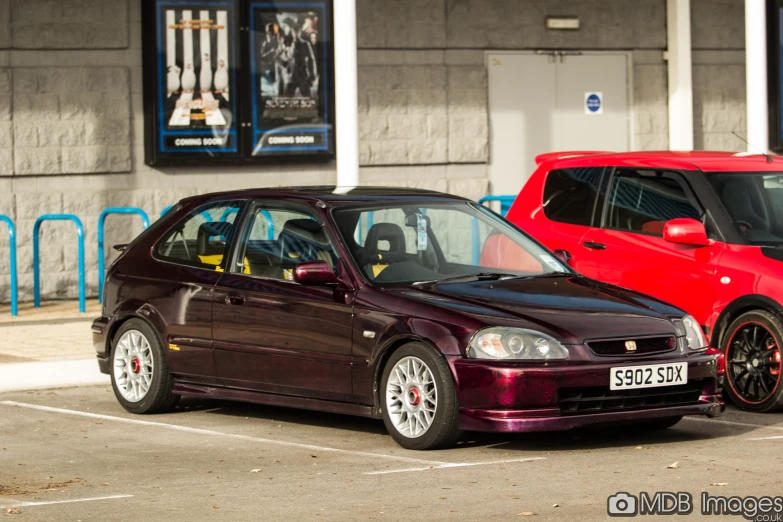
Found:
<box><xmin>537</xmin><ymin>150</ymin><xmax>783</xmax><ymax>173</ymax></box>
<box><xmin>180</xmin><ymin>186</ymin><xmax>472</xmax><ymax>207</ymax></box>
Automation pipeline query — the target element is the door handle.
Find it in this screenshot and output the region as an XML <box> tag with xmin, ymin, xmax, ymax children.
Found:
<box><xmin>583</xmin><ymin>241</ymin><xmax>607</xmax><ymax>250</ymax></box>
<box><xmin>225</xmin><ymin>293</ymin><xmax>245</xmax><ymax>306</ymax></box>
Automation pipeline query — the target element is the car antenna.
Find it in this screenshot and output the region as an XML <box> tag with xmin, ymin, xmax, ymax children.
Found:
<box><xmin>732</xmin><ymin>131</ymin><xmax>774</xmax><ymax>163</ymax></box>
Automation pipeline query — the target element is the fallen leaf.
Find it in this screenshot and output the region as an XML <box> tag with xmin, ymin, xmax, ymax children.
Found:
<box><xmin>517</xmin><ymin>512</ymin><xmax>536</xmax><ymax>517</ymax></box>
<box><xmin>668</xmin><ymin>462</ymin><xmax>679</xmax><ymax>469</ymax></box>
<box><xmin>711</xmin><ymin>482</ymin><xmax>729</xmax><ymax>486</ymax></box>
<box><xmin>634</xmin><ymin>446</ymin><xmax>643</xmax><ymax>450</ymax></box>
<box><xmin>5</xmin><ymin>507</ymin><xmax>22</xmax><ymax>515</ymax></box>
<box><xmin>552</xmin><ymin>504</ymin><xmax>560</xmax><ymax>508</ymax></box>
<box><xmin>250</xmin><ymin>469</ymin><xmax>261</xmax><ymax>473</ymax></box>
<box><xmin>213</xmin><ymin>506</ymin><xmax>220</xmax><ymax>509</ymax></box>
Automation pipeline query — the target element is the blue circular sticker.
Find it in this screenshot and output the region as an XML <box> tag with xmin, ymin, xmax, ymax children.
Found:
<box><xmin>586</xmin><ymin>93</ymin><xmax>601</xmax><ymax>113</ymax></box>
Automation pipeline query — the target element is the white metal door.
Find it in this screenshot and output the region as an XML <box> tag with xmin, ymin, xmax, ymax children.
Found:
<box><xmin>556</xmin><ymin>54</ymin><xmax>629</xmax><ymax>153</ymax></box>
<box><xmin>488</xmin><ymin>52</ymin><xmax>630</xmax><ymax>196</ymax></box>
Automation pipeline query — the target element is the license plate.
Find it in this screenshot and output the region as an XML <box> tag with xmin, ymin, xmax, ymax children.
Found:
<box><xmin>610</xmin><ymin>362</ymin><xmax>688</xmax><ymax>390</ymax></box>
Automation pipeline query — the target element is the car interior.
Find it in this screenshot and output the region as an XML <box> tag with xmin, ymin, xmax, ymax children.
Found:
<box><xmin>334</xmin><ymin>207</ymin><xmax>552</xmax><ymax>285</ymax></box>
<box><xmin>606</xmin><ymin>174</ymin><xmax>702</xmax><ymax>235</ymax></box>
<box><xmin>710</xmin><ymin>174</ymin><xmax>783</xmax><ymax>243</ymax></box>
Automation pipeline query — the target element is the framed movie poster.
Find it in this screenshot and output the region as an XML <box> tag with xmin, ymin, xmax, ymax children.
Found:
<box><xmin>248</xmin><ymin>1</ymin><xmax>335</xmax><ymax>157</ymax></box>
<box><xmin>142</xmin><ymin>0</ymin><xmax>334</xmax><ymax>165</ymax></box>
<box><xmin>143</xmin><ymin>0</ymin><xmax>240</xmax><ymax>164</ymax></box>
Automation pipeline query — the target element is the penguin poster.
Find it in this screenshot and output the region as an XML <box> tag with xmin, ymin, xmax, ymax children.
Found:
<box><xmin>249</xmin><ymin>0</ymin><xmax>334</xmax><ymax>156</ymax></box>
<box><xmin>149</xmin><ymin>1</ymin><xmax>238</xmax><ymax>159</ymax></box>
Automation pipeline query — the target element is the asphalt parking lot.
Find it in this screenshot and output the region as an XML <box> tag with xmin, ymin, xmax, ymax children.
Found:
<box><xmin>1</xmin><ymin>386</ymin><xmax>782</xmax><ymax>521</ymax></box>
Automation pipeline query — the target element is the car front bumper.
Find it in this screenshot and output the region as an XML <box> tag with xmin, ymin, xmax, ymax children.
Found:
<box><xmin>448</xmin><ymin>353</ymin><xmax>724</xmax><ymax>433</ymax></box>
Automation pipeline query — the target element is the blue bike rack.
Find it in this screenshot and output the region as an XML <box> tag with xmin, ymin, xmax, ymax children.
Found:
<box><xmin>33</xmin><ymin>214</ymin><xmax>85</xmax><ymax>313</ymax></box>
<box><xmin>98</xmin><ymin>208</ymin><xmax>151</xmax><ymax>304</ymax></box>
<box><xmin>478</xmin><ymin>195</ymin><xmax>516</xmax><ymax>217</ymax></box>
<box><xmin>0</xmin><ymin>215</ymin><xmax>18</xmax><ymax>316</ymax></box>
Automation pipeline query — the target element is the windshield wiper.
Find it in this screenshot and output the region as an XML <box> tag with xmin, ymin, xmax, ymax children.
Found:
<box><xmin>412</xmin><ymin>272</ymin><xmax>517</xmax><ymax>286</ymax></box>
<box><xmin>512</xmin><ymin>272</ymin><xmax>572</xmax><ymax>281</ymax></box>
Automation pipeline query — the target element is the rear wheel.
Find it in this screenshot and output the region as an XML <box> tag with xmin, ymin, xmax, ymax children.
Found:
<box><xmin>380</xmin><ymin>342</ymin><xmax>461</xmax><ymax>450</ymax></box>
<box><xmin>110</xmin><ymin>318</ymin><xmax>179</xmax><ymax>414</ymax></box>
<box><xmin>723</xmin><ymin>310</ymin><xmax>783</xmax><ymax>412</ymax></box>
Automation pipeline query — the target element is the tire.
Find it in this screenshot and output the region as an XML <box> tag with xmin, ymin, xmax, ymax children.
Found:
<box><xmin>722</xmin><ymin>310</ymin><xmax>783</xmax><ymax>413</ymax></box>
<box><xmin>110</xmin><ymin>318</ymin><xmax>179</xmax><ymax>414</ymax></box>
<box><xmin>380</xmin><ymin>342</ymin><xmax>461</xmax><ymax>450</ymax></box>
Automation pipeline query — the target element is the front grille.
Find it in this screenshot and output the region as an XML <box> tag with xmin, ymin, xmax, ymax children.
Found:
<box><xmin>588</xmin><ymin>336</ymin><xmax>676</xmax><ymax>356</ymax></box>
<box><xmin>558</xmin><ymin>380</ymin><xmax>704</xmax><ymax>415</ymax></box>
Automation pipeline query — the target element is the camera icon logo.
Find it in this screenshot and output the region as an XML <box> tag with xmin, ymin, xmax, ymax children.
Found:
<box><xmin>607</xmin><ymin>492</ymin><xmax>638</xmax><ymax>517</ymax></box>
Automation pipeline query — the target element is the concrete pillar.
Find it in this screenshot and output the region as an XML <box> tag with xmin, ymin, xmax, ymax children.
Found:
<box><xmin>667</xmin><ymin>0</ymin><xmax>694</xmax><ymax>150</ymax></box>
<box><xmin>745</xmin><ymin>0</ymin><xmax>769</xmax><ymax>152</ymax></box>
<box><xmin>334</xmin><ymin>0</ymin><xmax>360</xmax><ymax>187</ymax></box>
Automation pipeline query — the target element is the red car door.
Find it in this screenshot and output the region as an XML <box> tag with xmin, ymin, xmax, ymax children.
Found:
<box><xmin>580</xmin><ymin>168</ymin><xmax>719</xmax><ymax>325</ymax></box>
<box><xmin>211</xmin><ymin>201</ymin><xmax>355</xmax><ymax>402</ymax></box>
<box><xmin>509</xmin><ymin>166</ymin><xmax>607</xmax><ymax>277</ymax></box>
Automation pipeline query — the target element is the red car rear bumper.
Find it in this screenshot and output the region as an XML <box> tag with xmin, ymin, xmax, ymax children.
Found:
<box><xmin>448</xmin><ymin>353</ymin><xmax>724</xmax><ymax>433</ymax></box>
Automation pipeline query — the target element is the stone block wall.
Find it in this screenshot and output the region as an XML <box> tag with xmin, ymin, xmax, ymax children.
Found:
<box><xmin>11</xmin><ymin>67</ymin><xmax>132</xmax><ymax>175</ymax></box>
<box><xmin>9</xmin><ymin>0</ymin><xmax>129</xmax><ymax>49</ymax></box>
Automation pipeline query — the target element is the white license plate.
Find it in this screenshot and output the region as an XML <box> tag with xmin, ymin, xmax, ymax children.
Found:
<box><xmin>610</xmin><ymin>362</ymin><xmax>688</xmax><ymax>390</ymax></box>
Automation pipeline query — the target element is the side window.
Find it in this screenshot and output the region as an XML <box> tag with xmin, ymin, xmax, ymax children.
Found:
<box><xmin>543</xmin><ymin>168</ymin><xmax>604</xmax><ymax>226</ymax></box>
<box><xmin>235</xmin><ymin>205</ymin><xmax>338</xmax><ymax>281</ymax></box>
<box><xmin>605</xmin><ymin>170</ymin><xmax>701</xmax><ymax>236</ymax></box>
<box><xmin>155</xmin><ymin>200</ymin><xmax>246</xmax><ymax>270</ymax></box>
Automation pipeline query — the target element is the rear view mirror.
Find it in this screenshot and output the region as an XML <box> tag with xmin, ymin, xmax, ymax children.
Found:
<box><xmin>294</xmin><ymin>261</ymin><xmax>340</xmax><ymax>286</ymax></box>
<box><xmin>663</xmin><ymin>218</ymin><xmax>710</xmax><ymax>247</ymax></box>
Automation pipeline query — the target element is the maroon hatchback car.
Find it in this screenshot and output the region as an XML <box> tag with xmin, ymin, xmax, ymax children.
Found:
<box><xmin>92</xmin><ymin>187</ymin><xmax>723</xmax><ymax>450</ymax></box>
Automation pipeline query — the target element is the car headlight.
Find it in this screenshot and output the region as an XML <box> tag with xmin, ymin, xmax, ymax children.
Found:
<box><xmin>468</xmin><ymin>327</ymin><xmax>569</xmax><ymax>360</ymax></box>
<box><xmin>681</xmin><ymin>315</ymin><xmax>708</xmax><ymax>350</ymax></box>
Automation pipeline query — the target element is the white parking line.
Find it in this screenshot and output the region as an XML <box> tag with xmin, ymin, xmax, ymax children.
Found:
<box><xmin>747</xmin><ymin>435</ymin><xmax>783</xmax><ymax>441</ymax></box>
<box><xmin>0</xmin><ymin>401</ymin><xmax>446</xmax><ymax>467</ymax></box>
<box><xmin>364</xmin><ymin>457</ymin><xmax>546</xmax><ymax>475</ymax></box>
<box><xmin>683</xmin><ymin>416</ymin><xmax>783</xmax><ymax>432</ymax></box>
<box><xmin>5</xmin><ymin>494</ymin><xmax>133</xmax><ymax>508</ymax></box>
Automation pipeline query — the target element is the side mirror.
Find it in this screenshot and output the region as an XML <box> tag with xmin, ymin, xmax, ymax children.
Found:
<box><xmin>663</xmin><ymin>218</ymin><xmax>710</xmax><ymax>247</ymax></box>
<box><xmin>553</xmin><ymin>249</ymin><xmax>572</xmax><ymax>266</ymax></box>
<box><xmin>294</xmin><ymin>261</ymin><xmax>340</xmax><ymax>286</ymax></box>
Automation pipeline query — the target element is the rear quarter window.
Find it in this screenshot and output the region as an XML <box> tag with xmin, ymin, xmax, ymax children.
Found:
<box><xmin>154</xmin><ymin>200</ymin><xmax>246</xmax><ymax>270</ymax></box>
<box><xmin>542</xmin><ymin>168</ymin><xmax>604</xmax><ymax>226</ymax></box>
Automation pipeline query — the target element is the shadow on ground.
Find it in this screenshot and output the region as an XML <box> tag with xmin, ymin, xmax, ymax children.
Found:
<box><xmin>175</xmin><ymin>396</ymin><xmax>760</xmax><ymax>453</ymax></box>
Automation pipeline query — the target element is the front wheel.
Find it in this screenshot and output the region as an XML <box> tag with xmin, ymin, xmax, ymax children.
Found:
<box><xmin>110</xmin><ymin>318</ymin><xmax>179</xmax><ymax>414</ymax></box>
<box><xmin>380</xmin><ymin>343</ymin><xmax>461</xmax><ymax>450</ymax></box>
<box><xmin>723</xmin><ymin>310</ymin><xmax>783</xmax><ymax>413</ymax></box>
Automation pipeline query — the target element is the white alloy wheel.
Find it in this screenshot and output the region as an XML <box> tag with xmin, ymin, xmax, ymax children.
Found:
<box><xmin>385</xmin><ymin>356</ymin><xmax>438</xmax><ymax>438</ymax></box>
<box><xmin>113</xmin><ymin>329</ymin><xmax>154</xmax><ymax>402</ymax></box>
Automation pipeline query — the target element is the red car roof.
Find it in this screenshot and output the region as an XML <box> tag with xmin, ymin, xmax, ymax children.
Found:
<box><xmin>537</xmin><ymin>150</ymin><xmax>783</xmax><ymax>173</ymax></box>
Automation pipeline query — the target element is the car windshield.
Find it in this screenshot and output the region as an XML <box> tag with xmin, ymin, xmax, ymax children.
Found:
<box><xmin>332</xmin><ymin>202</ymin><xmax>571</xmax><ymax>286</ymax></box>
<box><xmin>708</xmin><ymin>172</ymin><xmax>783</xmax><ymax>245</ymax></box>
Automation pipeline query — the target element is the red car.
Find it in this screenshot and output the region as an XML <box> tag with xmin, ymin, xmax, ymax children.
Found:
<box><xmin>92</xmin><ymin>187</ymin><xmax>721</xmax><ymax>450</ymax></box>
<box><xmin>508</xmin><ymin>151</ymin><xmax>783</xmax><ymax>412</ymax></box>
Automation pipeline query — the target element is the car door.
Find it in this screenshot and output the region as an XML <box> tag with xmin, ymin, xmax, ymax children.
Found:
<box><xmin>580</xmin><ymin>168</ymin><xmax>720</xmax><ymax>323</ymax></box>
<box><xmin>151</xmin><ymin>199</ymin><xmax>247</xmax><ymax>384</ymax></box>
<box><xmin>211</xmin><ymin>200</ymin><xmax>356</xmax><ymax>401</ymax></box>
<box><xmin>525</xmin><ymin>166</ymin><xmax>607</xmax><ymax>277</ymax></box>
